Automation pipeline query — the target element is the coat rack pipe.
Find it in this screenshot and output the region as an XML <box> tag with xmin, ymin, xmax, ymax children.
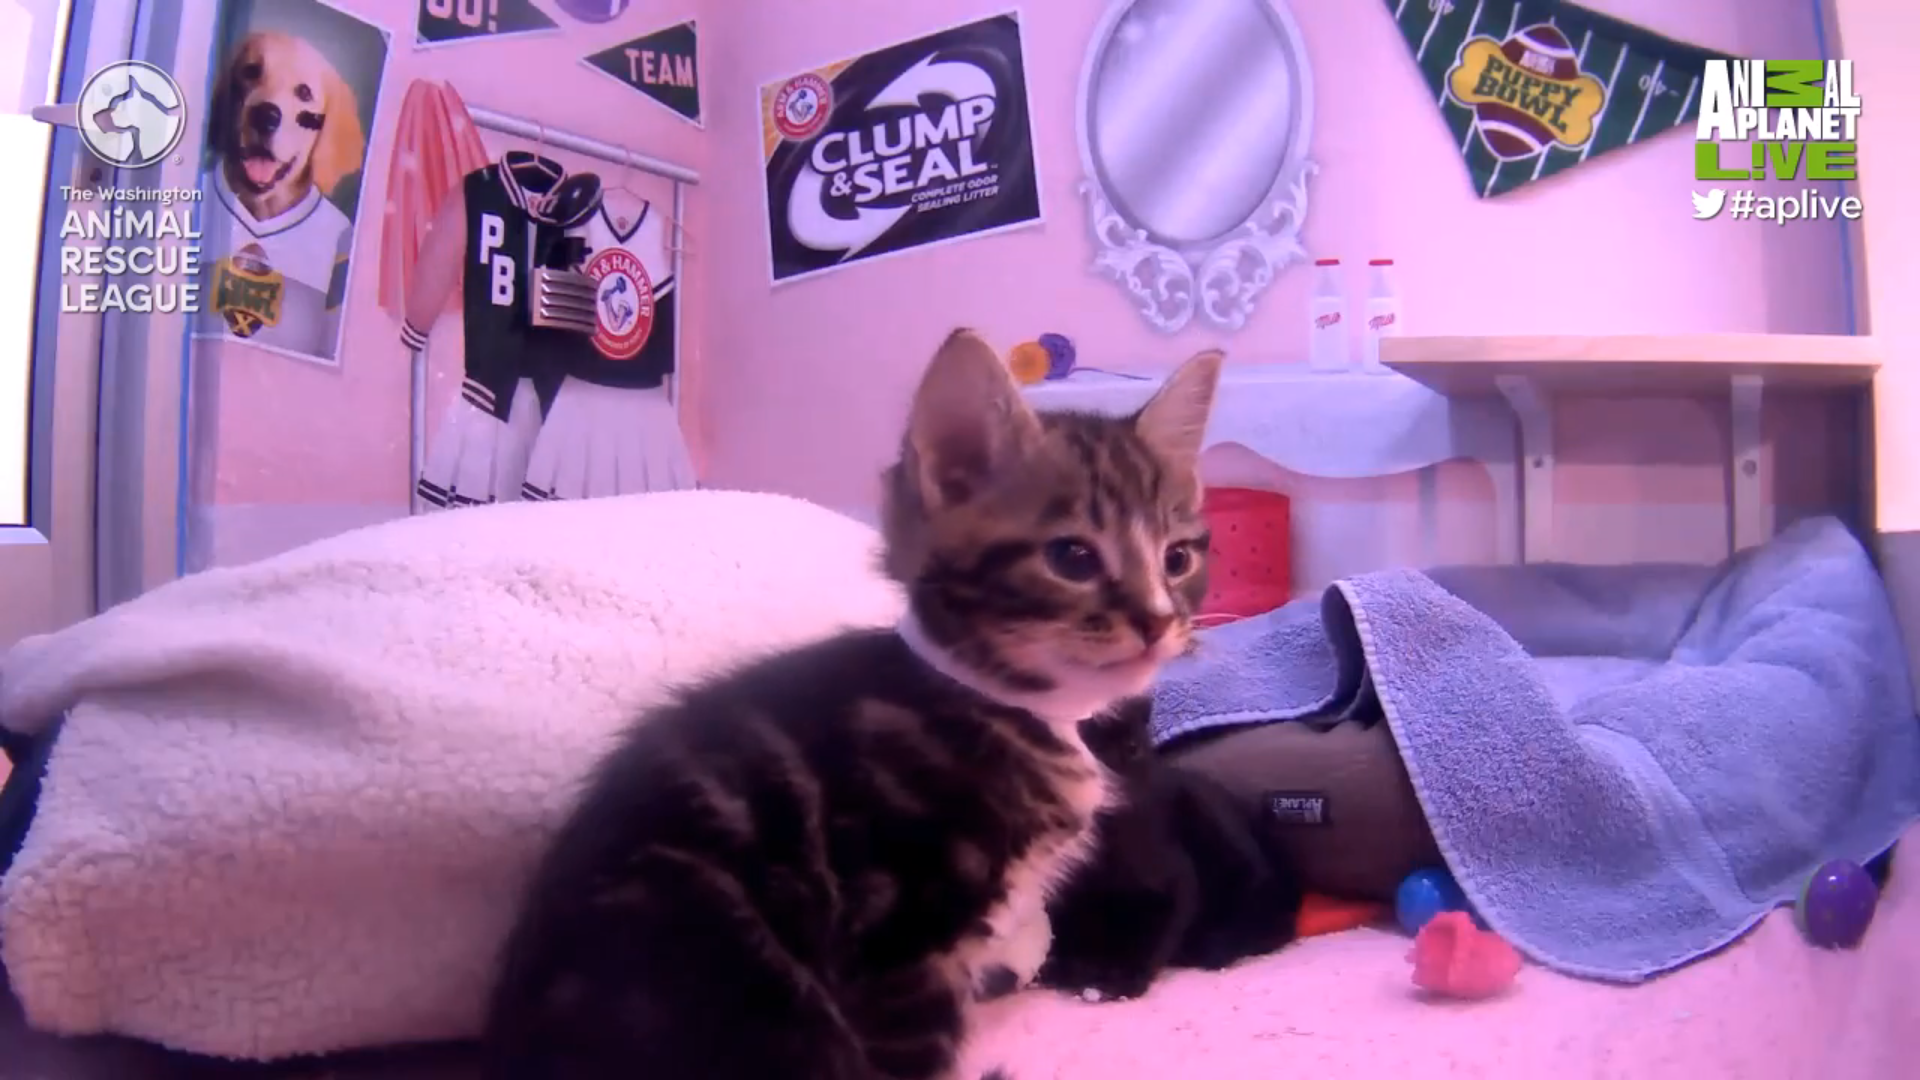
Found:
<box><xmin>669</xmin><ymin>179</ymin><xmax>686</xmax><ymax>408</ymax></box>
<box><xmin>467</xmin><ymin>105</ymin><xmax>701</xmax><ymax>186</ymax></box>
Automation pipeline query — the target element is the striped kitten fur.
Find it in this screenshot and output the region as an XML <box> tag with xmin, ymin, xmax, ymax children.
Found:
<box><xmin>482</xmin><ymin>329</ymin><xmax>1224</xmax><ymax>1079</ymax></box>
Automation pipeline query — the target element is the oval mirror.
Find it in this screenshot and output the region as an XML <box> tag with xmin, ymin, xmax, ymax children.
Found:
<box><xmin>1076</xmin><ymin>0</ymin><xmax>1317</xmax><ymax>333</ymax></box>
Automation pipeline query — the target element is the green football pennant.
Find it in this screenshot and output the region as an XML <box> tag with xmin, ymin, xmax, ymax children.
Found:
<box><xmin>1386</xmin><ymin>0</ymin><xmax>1737</xmax><ymax>197</ymax></box>
<box><xmin>583</xmin><ymin>21</ymin><xmax>701</xmax><ymax>127</ymax></box>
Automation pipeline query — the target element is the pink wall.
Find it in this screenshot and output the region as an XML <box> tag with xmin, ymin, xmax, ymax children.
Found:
<box><xmin>192</xmin><ymin>0</ymin><xmax>710</xmax><ymax>566</ymax></box>
<box><xmin>190</xmin><ymin>0</ymin><xmax>1859</xmax><ymax>571</ymax></box>
<box><xmin>1831</xmin><ymin>0</ymin><xmax>1920</xmax><ymax>710</ymax></box>
<box><xmin>1833</xmin><ymin>0</ymin><xmax>1920</xmax><ymax>533</ymax></box>
<box><xmin>698</xmin><ymin>0</ymin><xmax>1852</xmax><ymax>518</ymax></box>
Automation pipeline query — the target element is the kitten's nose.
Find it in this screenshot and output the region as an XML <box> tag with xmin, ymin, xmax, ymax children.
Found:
<box><xmin>1132</xmin><ymin>612</ymin><xmax>1176</xmax><ymax>646</ymax></box>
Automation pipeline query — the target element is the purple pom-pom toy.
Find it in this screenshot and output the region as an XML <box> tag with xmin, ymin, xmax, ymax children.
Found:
<box><xmin>1038</xmin><ymin>332</ymin><xmax>1076</xmax><ymax>379</ymax></box>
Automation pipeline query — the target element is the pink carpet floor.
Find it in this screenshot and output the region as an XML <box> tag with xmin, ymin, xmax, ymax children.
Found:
<box><xmin>964</xmin><ymin>827</ymin><xmax>1920</xmax><ymax>1079</ymax></box>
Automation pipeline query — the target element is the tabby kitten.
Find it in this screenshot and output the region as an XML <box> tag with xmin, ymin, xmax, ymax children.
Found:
<box><xmin>481</xmin><ymin>329</ymin><xmax>1224</xmax><ymax>1080</ymax></box>
<box><xmin>1036</xmin><ymin>698</ymin><xmax>1303</xmax><ymax>1003</ymax></box>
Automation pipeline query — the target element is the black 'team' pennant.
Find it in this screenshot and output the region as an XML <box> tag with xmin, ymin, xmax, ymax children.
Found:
<box><xmin>582</xmin><ymin>20</ymin><xmax>701</xmax><ymax>126</ymax></box>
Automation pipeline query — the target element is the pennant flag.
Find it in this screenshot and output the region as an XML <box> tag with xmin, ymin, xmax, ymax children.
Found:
<box><xmin>1386</xmin><ymin>0</ymin><xmax>1736</xmax><ymax>198</ymax></box>
<box><xmin>416</xmin><ymin>0</ymin><xmax>557</xmax><ymax>48</ymax></box>
<box><xmin>583</xmin><ymin>20</ymin><xmax>701</xmax><ymax>126</ymax></box>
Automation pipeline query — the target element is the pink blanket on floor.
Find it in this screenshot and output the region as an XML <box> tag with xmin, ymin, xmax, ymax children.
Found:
<box><xmin>966</xmin><ymin>828</ymin><xmax>1920</xmax><ymax>1078</ymax></box>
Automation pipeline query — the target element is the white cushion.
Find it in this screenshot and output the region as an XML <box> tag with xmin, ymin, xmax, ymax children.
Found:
<box><xmin>0</xmin><ymin>490</ymin><xmax>904</xmax><ymax>1059</ymax></box>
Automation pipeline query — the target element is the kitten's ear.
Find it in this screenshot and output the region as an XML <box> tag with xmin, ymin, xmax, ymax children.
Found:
<box><xmin>1134</xmin><ymin>349</ymin><xmax>1224</xmax><ymax>468</ymax></box>
<box><xmin>905</xmin><ymin>328</ymin><xmax>1041</xmax><ymax>509</ymax></box>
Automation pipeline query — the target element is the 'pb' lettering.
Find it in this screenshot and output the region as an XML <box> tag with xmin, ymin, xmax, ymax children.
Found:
<box><xmin>477</xmin><ymin>213</ymin><xmax>514</xmax><ymax>306</ymax></box>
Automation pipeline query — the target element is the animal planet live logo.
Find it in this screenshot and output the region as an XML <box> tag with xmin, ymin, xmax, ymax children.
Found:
<box><xmin>1694</xmin><ymin>60</ymin><xmax>1862</xmax><ymax>189</ymax></box>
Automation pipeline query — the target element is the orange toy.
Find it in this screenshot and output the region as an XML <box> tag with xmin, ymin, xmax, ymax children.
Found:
<box><xmin>1406</xmin><ymin>911</ymin><xmax>1521</xmax><ymax>999</ymax></box>
<box><xmin>1295</xmin><ymin>893</ymin><xmax>1388</xmax><ymax>938</ymax></box>
<box><xmin>1007</xmin><ymin>341</ymin><xmax>1051</xmax><ymax>385</ymax></box>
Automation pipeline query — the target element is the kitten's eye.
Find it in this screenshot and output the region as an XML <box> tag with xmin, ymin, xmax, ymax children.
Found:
<box><xmin>1043</xmin><ymin>538</ymin><xmax>1104</xmax><ymax>582</ymax></box>
<box><xmin>1164</xmin><ymin>542</ymin><xmax>1195</xmax><ymax>578</ymax></box>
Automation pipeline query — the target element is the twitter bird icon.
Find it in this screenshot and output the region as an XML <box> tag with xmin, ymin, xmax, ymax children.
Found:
<box><xmin>1691</xmin><ymin>189</ymin><xmax>1726</xmax><ymax>220</ymax></box>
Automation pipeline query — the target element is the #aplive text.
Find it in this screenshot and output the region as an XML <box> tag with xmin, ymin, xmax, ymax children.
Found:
<box><xmin>56</xmin><ymin>185</ymin><xmax>204</xmax><ymax>315</ymax></box>
<box><xmin>1694</xmin><ymin>60</ymin><xmax>1862</xmax><ymax>184</ymax></box>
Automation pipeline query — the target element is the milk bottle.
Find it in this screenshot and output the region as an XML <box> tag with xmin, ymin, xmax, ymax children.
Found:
<box><xmin>1359</xmin><ymin>258</ymin><xmax>1401</xmax><ymax>373</ymax></box>
<box><xmin>1307</xmin><ymin>258</ymin><xmax>1348</xmax><ymax>373</ymax></box>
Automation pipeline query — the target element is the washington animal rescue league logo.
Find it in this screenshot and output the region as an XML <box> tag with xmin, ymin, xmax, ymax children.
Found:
<box><xmin>60</xmin><ymin>60</ymin><xmax>206</xmax><ymax>316</ymax></box>
<box><xmin>1691</xmin><ymin>60</ymin><xmax>1863</xmax><ymax>225</ymax></box>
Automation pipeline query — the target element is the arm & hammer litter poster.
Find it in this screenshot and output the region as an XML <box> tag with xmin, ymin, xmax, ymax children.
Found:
<box><xmin>759</xmin><ymin>11</ymin><xmax>1042</xmax><ymax>285</ymax></box>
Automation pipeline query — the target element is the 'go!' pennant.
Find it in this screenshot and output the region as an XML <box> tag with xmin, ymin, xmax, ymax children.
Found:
<box><xmin>416</xmin><ymin>0</ymin><xmax>558</xmax><ymax>49</ymax></box>
<box><xmin>582</xmin><ymin>20</ymin><xmax>702</xmax><ymax>127</ymax></box>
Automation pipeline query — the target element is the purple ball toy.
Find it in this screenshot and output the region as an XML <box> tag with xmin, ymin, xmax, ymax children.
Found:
<box><xmin>1795</xmin><ymin>858</ymin><xmax>1878</xmax><ymax>949</ymax></box>
<box><xmin>1038</xmin><ymin>332</ymin><xmax>1076</xmax><ymax>379</ymax></box>
<box><xmin>552</xmin><ymin>0</ymin><xmax>631</xmax><ymax>23</ymax></box>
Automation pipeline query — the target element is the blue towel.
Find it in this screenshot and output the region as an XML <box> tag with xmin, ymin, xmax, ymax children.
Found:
<box><xmin>1151</xmin><ymin>516</ymin><xmax>1920</xmax><ymax>981</ymax></box>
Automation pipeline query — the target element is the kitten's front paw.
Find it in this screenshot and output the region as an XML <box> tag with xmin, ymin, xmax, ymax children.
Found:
<box><xmin>969</xmin><ymin>904</ymin><xmax>1053</xmax><ymax>1001</ymax></box>
<box><xmin>973</xmin><ymin>964</ymin><xmax>1021</xmax><ymax>1002</ymax></box>
<box><xmin>1185</xmin><ymin>934</ymin><xmax>1256</xmax><ymax>972</ymax></box>
<box><xmin>1036</xmin><ymin>956</ymin><xmax>1156</xmax><ymax>1003</ymax></box>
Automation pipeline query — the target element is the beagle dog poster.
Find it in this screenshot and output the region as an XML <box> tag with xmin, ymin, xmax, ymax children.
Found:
<box><xmin>193</xmin><ymin>0</ymin><xmax>390</xmax><ymax>367</ymax></box>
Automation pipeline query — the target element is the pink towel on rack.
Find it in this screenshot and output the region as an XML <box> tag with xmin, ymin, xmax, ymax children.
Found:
<box><xmin>378</xmin><ymin>80</ymin><xmax>489</xmax><ymax>320</ymax></box>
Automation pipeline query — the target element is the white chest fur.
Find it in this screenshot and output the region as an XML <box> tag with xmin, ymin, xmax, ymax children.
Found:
<box><xmin>969</xmin><ymin>727</ymin><xmax>1116</xmax><ymax>992</ymax></box>
<box><xmin>1022</xmin><ymin>725</ymin><xmax>1116</xmax><ymax>894</ymax></box>
<box><xmin>893</xmin><ymin>618</ymin><xmax>1125</xmax><ymax>988</ymax></box>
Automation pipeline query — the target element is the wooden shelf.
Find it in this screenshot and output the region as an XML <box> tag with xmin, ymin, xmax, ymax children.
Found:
<box><xmin>1380</xmin><ymin>333</ymin><xmax>1881</xmax><ymax>395</ymax></box>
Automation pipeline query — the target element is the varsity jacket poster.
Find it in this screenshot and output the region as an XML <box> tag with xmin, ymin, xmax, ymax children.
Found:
<box><xmin>760</xmin><ymin>12</ymin><xmax>1041</xmax><ymax>284</ymax></box>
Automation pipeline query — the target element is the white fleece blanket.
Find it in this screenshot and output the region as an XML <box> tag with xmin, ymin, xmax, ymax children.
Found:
<box><xmin>0</xmin><ymin>490</ymin><xmax>905</xmax><ymax>1060</ymax></box>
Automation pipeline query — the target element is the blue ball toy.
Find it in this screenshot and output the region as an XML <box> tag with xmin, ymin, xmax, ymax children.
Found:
<box><xmin>1396</xmin><ymin>867</ymin><xmax>1470</xmax><ymax>936</ymax></box>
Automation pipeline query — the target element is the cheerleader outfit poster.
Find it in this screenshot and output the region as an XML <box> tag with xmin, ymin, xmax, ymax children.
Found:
<box><xmin>388</xmin><ymin>77</ymin><xmax>694</xmax><ymax>509</ymax></box>
<box><xmin>523</xmin><ymin>188</ymin><xmax>696</xmax><ymax>501</ymax></box>
<box><xmin>409</xmin><ymin>150</ymin><xmax>591</xmax><ymax>508</ymax></box>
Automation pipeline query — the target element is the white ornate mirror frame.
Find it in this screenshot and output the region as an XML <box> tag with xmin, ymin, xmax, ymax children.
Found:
<box><xmin>1075</xmin><ymin>0</ymin><xmax>1318</xmax><ymax>334</ymax></box>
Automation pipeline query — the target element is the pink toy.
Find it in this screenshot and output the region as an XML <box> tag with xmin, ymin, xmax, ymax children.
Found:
<box><xmin>1406</xmin><ymin>911</ymin><xmax>1522</xmax><ymax>999</ymax></box>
